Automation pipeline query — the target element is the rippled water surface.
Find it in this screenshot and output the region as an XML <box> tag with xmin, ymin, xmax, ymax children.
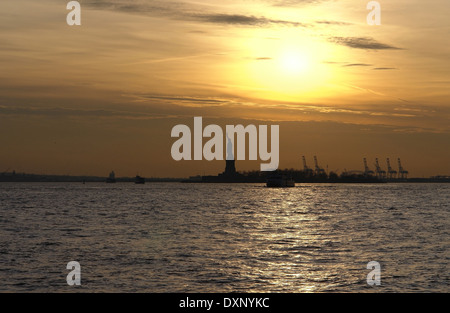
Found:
<box><xmin>0</xmin><ymin>182</ymin><xmax>448</xmax><ymax>292</ymax></box>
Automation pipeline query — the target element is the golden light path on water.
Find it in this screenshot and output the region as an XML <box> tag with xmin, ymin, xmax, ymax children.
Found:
<box><xmin>0</xmin><ymin>182</ymin><xmax>448</xmax><ymax>292</ymax></box>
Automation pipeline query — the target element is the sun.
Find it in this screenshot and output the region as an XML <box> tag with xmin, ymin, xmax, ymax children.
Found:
<box><xmin>238</xmin><ymin>33</ymin><xmax>334</xmax><ymax>101</ymax></box>
<box><xmin>280</xmin><ymin>50</ymin><xmax>310</xmax><ymax>75</ymax></box>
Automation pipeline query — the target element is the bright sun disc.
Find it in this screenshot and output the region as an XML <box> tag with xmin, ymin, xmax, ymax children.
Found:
<box><xmin>280</xmin><ymin>51</ymin><xmax>309</xmax><ymax>74</ymax></box>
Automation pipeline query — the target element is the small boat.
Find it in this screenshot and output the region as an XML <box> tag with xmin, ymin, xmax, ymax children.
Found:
<box><xmin>135</xmin><ymin>175</ymin><xmax>145</xmax><ymax>184</ymax></box>
<box><xmin>106</xmin><ymin>171</ymin><xmax>116</xmax><ymax>183</ymax></box>
<box><xmin>266</xmin><ymin>173</ymin><xmax>295</xmax><ymax>188</ymax></box>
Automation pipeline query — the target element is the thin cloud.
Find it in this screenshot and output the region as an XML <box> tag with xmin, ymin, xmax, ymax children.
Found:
<box><xmin>271</xmin><ymin>0</ymin><xmax>329</xmax><ymax>7</ymax></box>
<box><xmin>189</xmin><ymin>14</ymin><xmax>307</xmax><ymax>27</ymax></box>
<box><xmin>343</xmin><ymin>63</ymin><xmax>372</xmax><ymax>67</ymax></box>
<box><xmin>326</xmin><ymin>62</ymin><xmax>392</xmax><ymax>69</ymax></box>
<box><xmin>0</xmin><ymin>105</ymin><xmax>173</xmax><ymax>120</ymax></box>
<box><xmin>139</xmin><ymin>95</ymin><xmax>234</xmax><ymax>107</ymax></box>
<box><xmin>330</xmin><ymin>37</ymin><xmax>403</xmax><ymax>50</ymax></box>
<box><xmin>322</xmin><ymin>61</ymin><xmax>345</xmax><ymax>65</ymax></box>
<box><xmin>315</xmin><ymin>20</ymin><xmax>352</xmax><ymax>26</ymax></box>
<box><xmin>84</xmin><ymin>1</ymin><xmax>309</xmax><ymax>28</ymax></box>
<box><xmin>187</xmin><ymin>30</ymin><xmax>208</xmax><ymax>34</ymax></box>
<box><xmin>126</xmin><ymin>54</ymin><xmax>213</xmax><ymax>65</ymax></box>
<box><xmin>373</xmin><ymin>67</ymin><xmax>398</xmax><ymax>70</ymax></box>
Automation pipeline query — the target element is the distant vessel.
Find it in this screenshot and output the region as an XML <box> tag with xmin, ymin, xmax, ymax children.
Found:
<box><xmin>106</xmin><ymin>171</ymin><xmax>116</xmax><ymax>183</ymax></box>
<box><xmin>135</xmin><ymin>175</ymin><xmax>145</xmax><ymax>184</ymax></box>
<box><xmin>266</xmin><ymin>173</ymin><xmax>295</xmax><ymax>188</ymax></box>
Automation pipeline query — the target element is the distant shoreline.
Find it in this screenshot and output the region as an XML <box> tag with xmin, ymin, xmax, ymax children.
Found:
<box><xmin>0</xmin><ymin>173</ymin><xmax>448</xmax><ymax>183</ymax></box>
<box><xmin>0</xmin><ymin>173</ymin><xmax>182</xmax><ymax>183</ymax></box>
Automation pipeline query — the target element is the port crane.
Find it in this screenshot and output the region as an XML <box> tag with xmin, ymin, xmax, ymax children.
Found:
<box><xmin>314</xmin><ymin>156</ymin><xmax>326</xmax><ymax>175</ymax></box>
<box><xmin>363</xmin><ymin>158</ymin><xmax>374</xmax><ymax>176</ymax></box>
<box><xmin>386</xmin><ymin>158</ymin><xmax>397</xmax><ymax>180</ymax></box>
<box><xmin>374</xmin><ymin>158</ymin><xmax>386</xmax><ymax>179</ymax></box>
<box><xmin>302</xmin><ymin>156</ymin><xmax>314</xmax><ymax>176</ymax></box>
<box><xmin>398</xmin><ymin>158</ymin><xmax>408</xmax><ymax>179</ymax></box>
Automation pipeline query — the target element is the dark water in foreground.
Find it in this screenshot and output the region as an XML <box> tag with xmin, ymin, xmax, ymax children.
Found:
<box><xmin>0</xmin><ymin>183</ymin><xmax>448</xmax><ymax>292</ymax></box>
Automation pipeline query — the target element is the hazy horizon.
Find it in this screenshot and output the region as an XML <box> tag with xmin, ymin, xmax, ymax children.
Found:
<box><xmin>1</xmin><ymin>0</ymin><xmax>449</xmax><ymax>178</ymax></box>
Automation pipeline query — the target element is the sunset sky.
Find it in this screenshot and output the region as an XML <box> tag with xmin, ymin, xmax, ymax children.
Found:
<box><xmin>0</xmin><ymin>0</ymin><xmax>449</xmax><ymax>177</ymax></box>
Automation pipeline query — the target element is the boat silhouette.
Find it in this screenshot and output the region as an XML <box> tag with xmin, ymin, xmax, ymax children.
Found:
<box><xmin>135</xmin><ymin>175</ymin><xmax>145</xmax><ymax>184</ymax></box>
<box><xmin>266</xmin><ymin>173</ymin><xmax>295</xmax><ymax>188</ymax></box>
<box><xmin>106</xmin><ymin>171</ymin><xmax>116</xmax><ymax>183</ymax></box>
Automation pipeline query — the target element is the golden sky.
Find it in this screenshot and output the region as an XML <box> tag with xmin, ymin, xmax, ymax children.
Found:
<box><xmin>0</xmin><ymin>0</ymin><xmax>449</xmax><ymax>177</ymax></box>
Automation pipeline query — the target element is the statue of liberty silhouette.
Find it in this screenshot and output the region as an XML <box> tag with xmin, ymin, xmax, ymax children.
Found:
<box><xmin>226</xmin><ymin>132</ymin><xmax>234</xmax><ymax>161</ymax></box>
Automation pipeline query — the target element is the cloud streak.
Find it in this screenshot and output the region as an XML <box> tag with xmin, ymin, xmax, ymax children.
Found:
<box><xmin>330</xmin><ymin>37</ymin><xmax>403</xmax><ymax>50</ymax></box>
<box><xmin>0</xmin><ymin>105</ymin><xmax>176</xmax><ymax>120</ymax></box>
<box><xmin>373</xmin><ymin>67</ymin><xmax>398</xmax><ymax>70</ymax></box>
<box><xmin>188</xmin><ymin>13</ymin><xmax>306</xmax><ymax>27</ymax></box>
<box><xmin>271</xmin><ymin>0</ymin><xmax>329</xmax><ymax>7</ymax></box>
<box><xmin>343</xmin><ymin>63</ymin><xmax>372</xmax><ymax>67</ymax></box>
<box><xmin>315</xmin><ymin>20</ymin><xmax>352</xmax><ymax>26</ymax></box>
<box><xmin>83</xmin><ymin>0</ymin><xmax>309</xmax><ymax>27</ymax></box>
<box><xmin>253</xmin><ymin>57</ymin><xmax>273</xmax><ymax>61</ymax></box>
